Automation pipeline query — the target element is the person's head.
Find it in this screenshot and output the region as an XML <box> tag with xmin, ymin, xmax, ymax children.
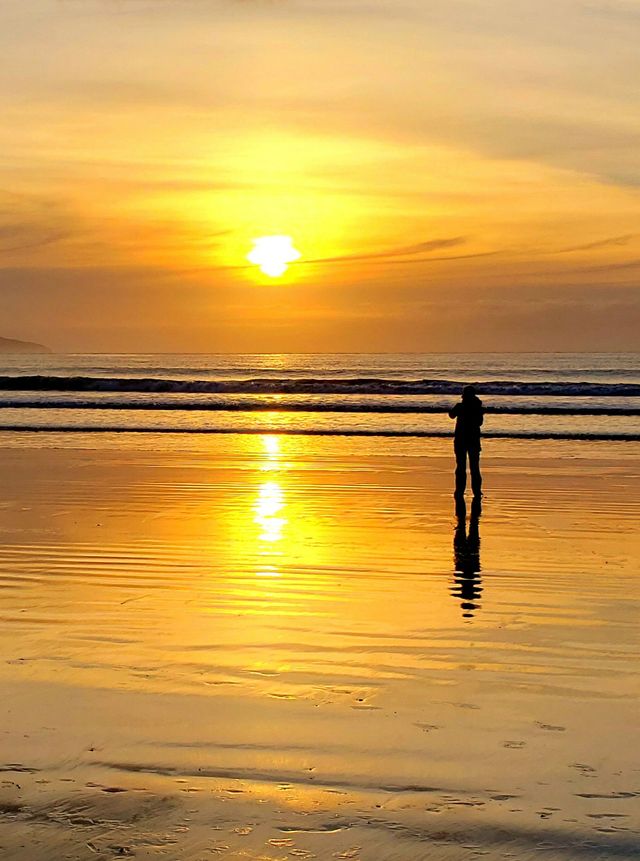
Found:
<box><xmin>462</xmin><ymin>384</ymin><xmax>477</xmax><ymax>401</ymax></box>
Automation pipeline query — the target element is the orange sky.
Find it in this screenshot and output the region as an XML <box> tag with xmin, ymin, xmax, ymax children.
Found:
<box><xmin>1</xmin><ymin>0</ymin><xmax>639</xmax><ymax>351</ymax></box>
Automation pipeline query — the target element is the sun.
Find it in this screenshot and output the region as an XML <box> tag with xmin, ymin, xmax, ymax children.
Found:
<box><xmin>247</xmin><ymin>235</ymin><xmax>301</xmax><ymax>278</ymax></box>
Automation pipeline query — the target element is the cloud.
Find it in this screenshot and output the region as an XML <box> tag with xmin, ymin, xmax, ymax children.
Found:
<box><xmin>0</xmin><ymin>223</ymin><xmax>68</xmax><ymax>254</ymax></box>
<box><xmin>0</xmin><ymin>192</ymin><xmax>74</xmax><ymax>256</ymax></box>
<box><xmin>2</xmin><ymin>263</ymin><xmax>638</xmax><ymax>352</ymax></box>
<box><xmin>558</xmin><ymin>234</ymin><xmax>635</xmax><ymax>253</ymax></box>
<box><xmin>7</xmin><ymin>0</ymin><xmax>640</xmax><ymax>192</ymax></box>
<box><xmin>304</xmin><ymin>236</ymin><xmax>468</xmax><ymax>265</ymax></box>
<box><xmin>566</xmin><ymin>258</ymin><xmax>640</xmax><ymax>273</ymax></box>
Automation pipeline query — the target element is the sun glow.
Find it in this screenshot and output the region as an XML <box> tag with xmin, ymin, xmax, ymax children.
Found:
<box><xmin>247</xmin><ymin>235</ymin><xmax>301</xmax><ymax>278</ymax></box>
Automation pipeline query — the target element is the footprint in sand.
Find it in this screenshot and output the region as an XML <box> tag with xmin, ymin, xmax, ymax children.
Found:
<box><xmin>414</xmin><ymin>722</ymin><xmax>441</xmax><ymax>732</ymax></box>
<box><xmin>570</xmin><ymin>763</ymin><xmax>596</xmax><ymax>776</ymax></box>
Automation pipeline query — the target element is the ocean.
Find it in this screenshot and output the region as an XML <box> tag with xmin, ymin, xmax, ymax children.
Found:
<box><xmin>0</xmin><ymin>351</ymin><xmax>638</xmax><ymax>440</ymax></box>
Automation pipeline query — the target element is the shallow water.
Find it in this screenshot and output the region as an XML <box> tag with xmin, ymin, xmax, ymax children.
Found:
<box><xmin>0</xmin><ymin>435</ymin><xmax>638</xmax><ymax>859</ymax></box>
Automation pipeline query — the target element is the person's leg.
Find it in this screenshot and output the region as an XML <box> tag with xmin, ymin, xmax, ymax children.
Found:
<box><xmin>454</xmin><ymin>441</ymin><xmax>467</xmax><ymax>495</ymax></box>
<box><xmin>469</xmin><ymin>447</ymin><xmax>482</xmax><ymax>497</ymax></box>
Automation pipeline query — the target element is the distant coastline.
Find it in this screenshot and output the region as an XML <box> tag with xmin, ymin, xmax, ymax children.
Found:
<box><xmin>0</xmin><ymin>336</ymin><xmax>50</xmax><ymax>354</ymax></box>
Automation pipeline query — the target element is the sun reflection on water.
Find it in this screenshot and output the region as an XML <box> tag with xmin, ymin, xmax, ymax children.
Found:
<box><xmin>260</xmin><ymin>434</ymin><xmax>281</xmax><ymax>470</ymax></box>
<box><xmin>230</xmin><ymin>435</ymin><xmax>329</xmax><ymax>610</ymax></box>
<box><xmin>254</xmin><ymin>435</ymin><xmax>287</xmax><ymax>545</ymax></box>
<box><xmin>254</xmin><ymin>480</ymin><xmax>287</xmax><ymax>543</ymax></box>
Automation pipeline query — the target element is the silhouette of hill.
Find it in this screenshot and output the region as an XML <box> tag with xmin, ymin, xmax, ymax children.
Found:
<box><xmin>0</xmin><ymin>335</ymin><xmax>50</xmax><ymax>353</ymax></box>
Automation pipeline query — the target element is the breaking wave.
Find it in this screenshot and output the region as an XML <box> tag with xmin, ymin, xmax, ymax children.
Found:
<box><xmin>0</xmin><ymin>425</ymin><xmax>637</xmax><ymax>441</ymax></box>
<box><xmin>0</xmin><ymin>398</ymin><xmax>637</xmax><ymax>416</ymax></box>
<box><xmin>1</xmin><ymin>375</ymin><xmax>640</xmax><ymax>397</ymax></box>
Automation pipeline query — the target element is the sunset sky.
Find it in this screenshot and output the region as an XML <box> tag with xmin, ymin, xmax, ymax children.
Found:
<box><xmin>1</xmin><ymin>0</ymin><xmax>639</xmax><ymax>352</ymax></box>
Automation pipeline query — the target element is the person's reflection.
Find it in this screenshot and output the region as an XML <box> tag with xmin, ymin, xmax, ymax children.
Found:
<box><xmin>451</xmin><ymin>495</ymin><xmax>482</xmax><ymax>618</ymax></box>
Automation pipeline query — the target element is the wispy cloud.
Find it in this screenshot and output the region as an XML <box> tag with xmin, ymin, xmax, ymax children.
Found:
<box><xmin>0</xmin><ymin>192</ymin><xmax>73</xmax><ymax>256</ymax></box>
<box><xmin>558</xmin><ymin>234</ymin><xmax>636</xmax><ymax>253</ymax></box>
<box><xmin>304</xmin><ymin>237</ymin><xmax>468</xmax><ymax>265</ymax></box>
<box><xmin>569</xmin><ymin>258</ymin><xmax>640</xmax><ymax>273</ymax></box>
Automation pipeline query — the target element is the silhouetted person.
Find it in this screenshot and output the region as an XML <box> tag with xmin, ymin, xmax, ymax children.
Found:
<box><xmin>451</xmin><ymin>495</ymin><xmax>482</xmax><ymax>618</ymax></box>
<box><xmin>449</xmin><ymin>385</ymin><xmax>483</xmax><ymax>498</ymax></box>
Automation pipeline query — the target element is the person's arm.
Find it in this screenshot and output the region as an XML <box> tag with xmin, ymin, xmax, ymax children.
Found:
<box><xmin>449</xmin><ymin>403</ymin><xmax>460</xmax><ymax>419</ymax></box>
<box><xmin>477</xmin><ymin>401</ymin><xmax>484</xmax><ymax>427</ymax></box>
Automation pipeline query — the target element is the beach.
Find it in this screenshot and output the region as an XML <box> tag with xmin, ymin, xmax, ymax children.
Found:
<box><xmin>0</xmin><ymin>432</ymin><xmax>638</xmax><ymax>860</ymax></box>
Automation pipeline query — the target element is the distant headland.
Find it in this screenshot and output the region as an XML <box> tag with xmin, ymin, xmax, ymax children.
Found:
<box><xmin>0</xmin><ymin>336</ymin><xmax>50</xmax><ymax>354</ymax></box>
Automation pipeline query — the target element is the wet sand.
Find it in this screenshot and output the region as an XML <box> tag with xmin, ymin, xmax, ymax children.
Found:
<box><xmin>0</xmin><ymin>435</ymin><xmax>638</xmax><ymax>859</ymax></box>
